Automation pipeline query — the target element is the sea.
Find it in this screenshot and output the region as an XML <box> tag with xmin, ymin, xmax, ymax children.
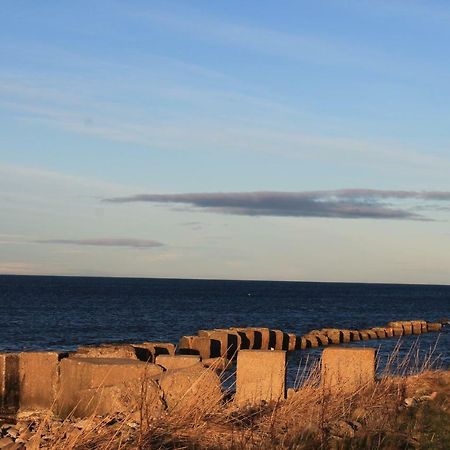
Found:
<box><xmin>1</xmin><ymin>275</ymin><xmax>449</xmax><ymax>386</ymax></box>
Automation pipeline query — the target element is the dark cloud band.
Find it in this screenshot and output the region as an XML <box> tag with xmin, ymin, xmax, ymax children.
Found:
<box><xmin>103</xmin><ymin>189</ymin><xmax>450</xmax><ymax>220</ymax></box>
<box><xmin>36</xmin><ymin>238</ymin><xmax>164</xmax><ymax>248</ymax></box>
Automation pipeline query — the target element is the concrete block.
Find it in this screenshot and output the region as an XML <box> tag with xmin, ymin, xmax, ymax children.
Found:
<box><xmin>303</xmin><ymin>335</ymin><xmax>319</xmax><ymax>348</ymax></box>
<box><xmin>411</xmin><ymin>321</ymin><xmax>423</xmax><ymax>335</ymax></box>
<box><xmin>73</xmin><ymin>344</ymin><xmax>150</xmax><ymax>361</ymax></box>
<box><xmin>358</xmin><ymin>331</ymin><xmax>369</xmax><ymax>340</ymax></box>
<box><xmin>322</xmin><ymin>348</ymin><xmax>376</xmax><ymax>394</ymax></box>
<box><xmin>287</xmin><ymin>333</ymin><xmax>297</xmax><ymax>351</ymax></box>
<box><xmin>134</xmin><ymin>342</ymin><xmax>176</xmax><ymax>357</ymax></box>
<box><xmin>384</xmin><ymin>327</ymin><xmax>394</xmax><ymax>338</ymax></box>
<box><xmin>160</xmin><ymin>365</ymin><xmax>222</xmax><ymax>413</ymax></box>
<box><xmin>235</xmin><ymin>350</ymin><xmax>286</xmax><ymax>406</ymax></box>
<box><xmin>156</xmin><ymin>355</ymin><xmax>200</xmax><ymax>370</ymax></box>
<box><xmin>427</xmin><ymin>322</ymin><xmax>442</xmax><ymax>332</ymax></box>
<box><xmin>0</xmin><ymin>353</ymin><xmax>19</xmax><ymax>417</ymax></box>
<box><xmin>57</xmin><ymin>357</ymin><xmax>163</xmax><ymax>418</ymax></box>
<box><xmin>298</xmin><ymin>337</ymin><xmax>308</xmax><ymax>350</ymax></box>
<box><xmin>178</xmin><ymin>336</ymin><xmax>218</xmax><ymax>359</ymax></box>
<box><xmin>372</xmin><ymin>328</ymin><xmax>387</xmax><ymax>339</ymax></box>
<box><xmin>402</xmin><ymin>322</ymin><xmax>413</xmax><ymax>335</ymax></box>
<box><xmin>349</xmin><ymin>331</ymin><xmax>361</xmax><ymax>342</ymax></box>
<box><xmin>366</xmin><ymin>330</ymin><xmax>379</xmax><ymax>339</ymax></box>
<box><xmin>201</xmin><ymin>357</ymin><xmax>231</xmax><ymax>371</ymax></box>
<box><xmin>271</xmin><ymin>330</ymin><xmax>289</xmax><ymax>350</ymax></box>
<box><xmin>323</xmin><ymin>329</ymin><xmax>341</xmax><ymax>345</ymax></box>
<box><xmin>341</xmin><ymin>330</ymin><xmax>351</xmax><ymax>343</ymax></box>
<box><xmin>315</xmin><ymin>334</ymin><xmax>330</xmax><ymax>346</ymax></box>
<box><xmin>198</xmin><ymin>330</ymin><xmax>240</xmax><ymax>359</ymax></box>
<box><xmin>19</xmin><ymin>351</ymin><xmax>64</xmax><ymax>412</ymax></box>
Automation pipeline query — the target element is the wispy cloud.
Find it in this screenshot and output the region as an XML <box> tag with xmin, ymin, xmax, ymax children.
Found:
<box><xmin>104</xmin><ymin>189</ymin><xmax>450</xmax><ymax>221</ymax></box>
<box><xmin>35</xmin><ymin>238</ymin><xmax>164</xmax><ymax>249</ymax></box>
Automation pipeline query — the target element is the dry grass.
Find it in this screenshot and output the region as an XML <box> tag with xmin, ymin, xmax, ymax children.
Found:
<box><xmin>19</xmin><ymin>344</ymin><xmax>450</xmax><ymax>450</ymax></box>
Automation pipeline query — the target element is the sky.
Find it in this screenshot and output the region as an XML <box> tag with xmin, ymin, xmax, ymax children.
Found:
<box><xmin>1</xmin><ymin>0</ymin><xmax>450</xmax><ymax>284</ymax></box>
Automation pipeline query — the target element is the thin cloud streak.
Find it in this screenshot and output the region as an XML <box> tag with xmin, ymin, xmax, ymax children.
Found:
<box><xmin>35</xmin><ymin>238</ymin><xmax>164</xmax><ymax>249</ymax></box>
<box><xmin>103</xmin><ymin>189</ymin><xmax>450</xmax><ymax>220</ymax></box>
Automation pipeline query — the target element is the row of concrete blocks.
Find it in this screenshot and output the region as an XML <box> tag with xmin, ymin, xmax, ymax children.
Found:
<box><xmin>1</xmin><ymin>346</ymin><xmax>376</xmax><ymax>419</ymax></box>
<box><xmin>177</xmin><ymin>320</ymin><xmax>443</xmax><ymax>360</ymax></box>
<box><xmin>0</xmin><ymin>347</ymin><xmax>225</xmax><ymax>420</ymax></box>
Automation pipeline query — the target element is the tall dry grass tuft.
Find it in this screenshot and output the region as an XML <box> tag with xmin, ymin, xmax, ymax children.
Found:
<box><xmin>20</xmin><ymin>340</ymin><xmax>449</xmax><ymax>449</ymax></box>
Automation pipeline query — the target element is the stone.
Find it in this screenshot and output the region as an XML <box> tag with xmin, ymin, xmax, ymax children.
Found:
<box><xmin>287</xmin><ymin>333</ymin><xmax>297</xmax><ymax>351</ymax></box>
<box><xmin>0</xmin><ymin>353</ymin><xmax>20</xmax><ymax>417</ymax></box>
<box><xmin>315</xmin><ymin>334</ymin><xmax>330</xmax><ymax>346</ymax></box>
<box><xmin>349</xmin><ymin>331</ymin><xmax>361</xmax><ymax>342</ymax></box>
<box><xmin>159</xmin><ymin>364</ymin><xmax>222</xmax><ymax>414</ymax></box>
<box><xmin>234</xmin><ymin>350</ymin><xmax>286</xmax><ymax>406</ymax></box>
<box><xmin>427</xmin><ymin>322</ymin><xmax>442</xmax><ymax>332</ymax></box>
<box><xmin>18</xmin><ymin>351</ymin><xmax>64</xmax><ymax>413</ymax></box>
<box><xmin>198</xmin><ymin>330</ymin><xmax>241</xmax><ymax>359</ymax></box>
<box><xmin>366</xmin><ymin>330</ymin><xmax>378</xmax><ymax>339</ymax></box>
<box><xmin>323</xmin><ymin>329</ymin><xmax>341</xmax><ymax>345</ymax></box>
<box><xmin>358</xmin><ymin>331</ymin><xmax>370</xmax><ymax>341</ymax></box>
<box><xmin>133</xmin><ymin>342</ymin><xmax>176</xmax><ymax>357</ymax></box>
<box><xmin>270</xmin><ymin>330</ymin><xmax>290</xmax><ymax>350</ymax></box>
<box><xmin>384</xmin><ymin>327</ymin><xmax>394</xmax><ymax>338</ymax></box>
<box><xmin>155</xmin><ymin>355</ymin><xmax>200</xmax><ymax>370</ymax></box>
<box><xmin>57</xmin><ymin>357</ymin><xmax>163</xmax><ymax>418</ymax></box>
<box><xmin>322</xmin><ymin>347</ymin><xmax>376</xmax><ymax>394</ymax></box>
<box><xmin>341</xmin><ymin>330</ymin><xmax>351</xmax><ymax>343</ymax></box>
<box><xmin>411</xmin><ymin>321</ymin><xmax>423</xmax><ymax>335</ymax></box>
<box><xmin>402</xmin><ymin>321</ymin><xmax>413</xmax><ymax>335</ymax></box>
<box><xmin>371</xmin><ymin>328</ymin><xmax>387</xmax><ymax>339</ymax></box>
<box><xmin>73</xmin><ymin>344</ymin><xmax>150</xmax><ymax>361</ymax></box>
<box><xmin>201</xmin><ymin>357</ymin><xmax>230</xmax><ymax>370</ymax></box>
<box><xmin>303</xmin><ymin>335</ymin><xmax>319</xmax><ymax>348</ymax></box>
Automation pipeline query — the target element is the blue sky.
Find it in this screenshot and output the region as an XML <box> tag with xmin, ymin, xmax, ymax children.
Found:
<box><xmin>1</xmin><ymin>0</ymin><xmax>450</xmax><ymax>283</ymax></box>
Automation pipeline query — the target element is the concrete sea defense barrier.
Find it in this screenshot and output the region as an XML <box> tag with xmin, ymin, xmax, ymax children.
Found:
<box><xmin>0</xmin><ymin>319</ymin><xmax>446</xmax><ymax>421</ymax></box>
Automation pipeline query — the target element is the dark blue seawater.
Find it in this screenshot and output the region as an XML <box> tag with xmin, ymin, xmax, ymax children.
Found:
<box><xmin>1</xmin><ymin>275</ymin><xmax>449</xmax><ymax>384</ymax></box>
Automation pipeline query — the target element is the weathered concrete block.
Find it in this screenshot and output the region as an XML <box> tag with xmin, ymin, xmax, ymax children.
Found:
<box><xmin>323</xmin><ymin>329</ymin><xmax>341</xmax><ymax>345</ymax></box>
<box><xmin>402</xmin><ymin>322</ymin><xmax>413</xmax><ymax>335</ymax></box>
<box><xmin>341</xmin><ymin>330</ymin><xmax>351</xmax><ymax>343</ymax></box>
<box><xmin>57</xmin><ymin>357</ymin><xmax>163</xmax><ymax>418</ymax></box>
<box><xmin>411</xmin><ymin>321</ymin><xmax>423</xmax><ymax>335</ymax></box>
<box><xmin>270</xmin><ymin>330</ymin><xmax>290</xmax><ymax>350</ymax></box>
<box><xmin>159</xmin><ymin>364</ymin><xmax>222</xmax><ymax>414</ymax></box>
<box><xmin>156</xmin><ymin>355</ymin><xmax>200</xmax><ymax>370</ymax></box>
<box><xmin>322</xmin><ymin>348</ymin><xmax>376</xmax><ymax>394</ymax></box>
<box><xmin>384</xmin><ymin>327</ymin><xmax>394</xmax><ymax>338</ymax></box>
<box><xmin>427</xmin><ymin>322</ymin><xmax>442</xmax><ymax>332</ymax></box>
<box><xmin>198</xmin><ymin>330</ymin><xmax>240</xmax><ymax>359</ymax></box>
<box><xmin>315</xmin><ymin>334</ymin><xmax>330</xmax><ymax>346</ymax></box>
<box><xmin>298</xmin><ymin>337</ymin><xmax>308</xmax><ymax>350</ymax></box>
<box><xmin>287</xmin><ymin>333</ymin><xmax>297</xmax><ymax>351</ymax></box>
<box><xmin>372</xmin><ymin>328</ymin><xmax>387</xmax><ymax>339</ymax></box>
<box><xmin>303</xmin><ymin>335</ymin><xmax>319</xmax><ymax>348</ymax></box>
<box><xmin>19</xmin><ymin>351</ymin><xmax>64</xmax><ymax>412</ymax></box>
<box><xmin>73</xmin><ymin>344</ymin><xmax>150</xmax><ymax>361</ymax></box>
<box><xmin>134</xmin><ymin>342</ymin><xmax>176</xmax><ymax>357</ymax></box>
<box><xmin>178</xmin><ymin>336</ymin><xmax>218</xmax><ymax>359</ymax></box>
<box><xmin>349</xmin><ymin>331</ymin><xmax>361</xmax><ymax>342</ymax></box>
<box><xmin>366</xmin><ymin>330</ymin><xmax>379</xmax><ymax>339</ymax></box>
<box><xmin>0</xmin><ymin>353</ymin><xmax>19</xmax><ymax>417</ymax></box>
<box><xmin>235</xmin><ymin>350</ymin><xmax>286</xmax><ymax>406</ymax></box>
<box><xmin>359</xmin><ymin>331</ymin><xmax>370</xmax><ymax>341</ymax></box>
<box><xmin>201</xmin><ymin>356</ymin><xmax>231</xmax><ymax>370</ymax></box>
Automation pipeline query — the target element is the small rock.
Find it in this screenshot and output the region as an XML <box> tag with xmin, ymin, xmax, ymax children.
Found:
<box><xmin>328</xmin><ymin>420</ymin><xmax>355</xmax><ymax>439</ymax></box>
<box><xmin>404</xmin><ymin>397</ymin><xmax>417</xmax><ymax>408</ymax></box>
